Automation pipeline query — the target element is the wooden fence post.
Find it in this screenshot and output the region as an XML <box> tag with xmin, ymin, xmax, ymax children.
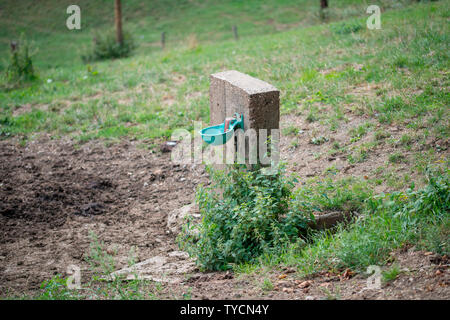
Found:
<box><xmin>161</xmin><ymin>31</ymin><xmax>166</xmax><ymax>49</ymax></box>
<box><xmin>232</xmin><ymin>25</ymin><xmax>238</xmax><ymax>40</ymax></box>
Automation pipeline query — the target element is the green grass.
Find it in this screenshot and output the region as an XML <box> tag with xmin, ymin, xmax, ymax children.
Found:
<box><xmin>382</xmin><ymin>264</ymin><xmax>401</xmax><ymax>284</ymax></box>
<box><xmin>389</xmin><ymin>152</ymin><xmax>407</xmax><ymax>164</ymax></box>
<box><xmin>250</xmin><ymin>165</ymin><xmax>449</xmax><ymax>276</ymax></box>
<box><xmin>349</xmin><ymin>122</ymin><xmax>373</xmax><ymax>143</ymax></box>
<box><xmin>0</xmin><ymin>0</ymin><xmax>418</xmax><ymax>69</ymax></box>
<box><xmin>0</xmin><ymin>0</ymin><xmax>449</xmax><ymax>297</ymax></box>
<box><xmin>6</xmin><ymin>231</ymin><xmax>160</xmax><ymax>300</ymax></box>
<box><xmin>292</xmin><ymin>176</ymin><xmax>372</xmax><ymax>214</ymax></box>
<box><xmin>261</xmin><ymin>278</ymin><xmax>274</xmax><ymax>292</ymax></box>
<box><xmin>282</xmin><ymin>125</ymin><xmax>299</xmax><ymax>136</ymax></box>
<box><xmin>1</xmin><ymin>1</ymin><xmax>448</xmax><ymax>148</ymax></box>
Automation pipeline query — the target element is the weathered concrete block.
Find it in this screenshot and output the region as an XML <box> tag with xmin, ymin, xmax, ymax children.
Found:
<box><xmin>210</xmin><ymin>70</ymin><xmax>279</xmax><ymax>131</ymax></box>
<box><xmin>209</xmin><ymin>70</ymin><xmax>279</xmax><ymax>166</ymax></box>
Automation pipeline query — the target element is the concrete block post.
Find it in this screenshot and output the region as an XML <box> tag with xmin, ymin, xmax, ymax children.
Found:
<box><xmin>209</xmin><ymin>70</ymin><xmax>280</xmax><ymax>168</ymax></box>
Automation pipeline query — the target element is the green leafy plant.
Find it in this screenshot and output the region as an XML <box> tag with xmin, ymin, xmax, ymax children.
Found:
<box><xmin>282</xmin><ymin>125</ymin><xmax>299</xmax><ymax>136</ymax></box>
<box><xmin>4</xmin><ymin>37</ymin><xmax>37</xmax><ymax>85</ymax></box>
<box><xmin>261</xmin><ymin>278</ymin><xmax>274</xmax><ymax>291</ymax></box>
<box><xmin>389</xmin><ymin>152</ymin><xmax>406</xmax><ymax>164</ymax></box>
<box><xmin>310</xmin><ymin>136</ymin><xmax>329</xmax><ymax>145</ymax></box>
<box><xmin>331</xmin><ymin>22</ymin><xmax>362</xmax><ymax>35</ymax></box>
<box><xmin>296</xmin><ymin>166</ymin><xmax>449</xmax><ymax>274</ymax></box>
<box><xmin>178</xmin><ymin>164</ymin><xmax>311</xmax><ymax>271</ymax></box>
<box><xmin>349</xmin><ymin>122</ymin><xmax>373</xmax><ymax>143</ymax></box>
<box><xmin>85</xmin><ymin>231</ymin><xmax>150</xmax><ymax>300</ymax></box>
<box><xmin>81</xmin><ymin>30</ymin><xmax>136</xmax><ymax>63</ymax></box>
<box><xmin>382</xmin><ymin>264</ymin><xmax>401</xmax><ymax>284</ymax></box>
<box><xmin>37</xmin><ymin>275</ymin><xmax>79</xmax><ymax>300</ymax></box>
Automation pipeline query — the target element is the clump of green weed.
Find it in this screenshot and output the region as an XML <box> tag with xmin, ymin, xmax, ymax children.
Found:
<box><xmin>382</xmin><ymin>264</ymin><xmax>401</xmax><ymax>284</ymax></box>
<box><xmin>331</xmin><ymin>22</ymin><xmax>362</xmax><ymax>35</ymax></box>
<box><xmin>294</xmin><ymin>166</ymin><xmax>449</xmax><ymax>274</ymax></box>
<box><xmin>178</xmin><ymin>164</ymin><xmax>311</xmax><ymax>271</ymax></box>
<box><xmin>306</xmin><ymin>110</ymin><xmax>319</xmax><ymax>123</ymax></box>
<box><xmin>4</xmin><ymin>37</ymin><xmax>37</xmax><ymax>85</ymax></box>
<box><xmin>374</xmin><ymin>129</ymin><xmax>391</xmax><ymax>141</ymax></box>
<box><xmin>282</xmin><ymin>125</ymin><xmax>299</xmax><ymax>136</ymax></box>
<box><xmin>81</xmin><ymin>30</ymin><xmax>136</xmax><ymax>63</ymax></box>
<box><xmin>36</xmin><ymin>275</ymin><xmax>80</xmax><ymax>300</ymax></box>
<box><xmin>261</xmin><ymin>278</ymin><xmax>274</xmax><ymax>291</ymax></box>
<box><xmin>310</xmin><ymin>136</ymin><xmax>329</xmax><ymax>145</ymax></box>
<box><xmin>349</xmin><ymin>122</ymin><xmax>373</xmax><ymax>143</ymax></box>
<box><xmin>389</xmin><ymin>152</ymin><xmax>406</xmax><ymax>164</ymax></box>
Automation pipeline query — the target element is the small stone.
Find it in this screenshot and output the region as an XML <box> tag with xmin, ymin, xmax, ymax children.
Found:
<box><xmin>167</xmin><ymin>203</ymin><xmax>198</xmax><ymax>235</ymax></box>
<box><xmin>168</xmin><ymin>251</ymin><xmax>189</xmax><ymax>259</ymax></box>
<box><xmin>282</xmin><ymin>287</ymin><xmax>294</xmax><ymax>293</ymax></box>
<box><xmin>298</xmin><ymin>280</ymin><xmax>312</xmax><ymax>289</ymax></box>
<box><xmin>160</xmin><ymin>141</ymin><xmax>177</xmax><ymax>153</ymax></box>
<box><xmin>282</xmin><ymin>267</ymin><xmax>296</xmax><ymax>274</ymax></box>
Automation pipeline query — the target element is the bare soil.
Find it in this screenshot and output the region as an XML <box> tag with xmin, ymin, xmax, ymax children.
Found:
<box><xmin>279</xmin><ymin>112</ymin><xmax>449</xmax><ymax>194</ymax></box>
<box><xmin>0</xmin><ymin>136</ymin><xmax>207</xmax><ymax>296</ymax></box>
<box><xmin>0</xmin><ymin>130</ymin><xmax>448</xmax><ymax>299</ymax></box>
<box><xmin>159</xmin><ymin>248</ymin><xmax>449</xmax><ymax>300</ymax></box>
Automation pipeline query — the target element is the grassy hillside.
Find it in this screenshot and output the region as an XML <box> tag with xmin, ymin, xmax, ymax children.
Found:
<box><xmin>1</xmin><ymin>1</ymin><xmax>448</xmax><ymax>142</ymax></box>
<box><xmin>1</xmin><ymin>0</ymin><xmax>420</xmax><ymax>68</ymax></box>
<box><xmin>0</xmin><ymin>0</ymin><xmax>448</xmax><ymax>299</ymax></box>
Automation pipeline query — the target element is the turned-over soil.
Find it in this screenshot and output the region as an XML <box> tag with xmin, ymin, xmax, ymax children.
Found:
<box><xmin>0</xmin><ymin>136</ymin><xmax>207</xmax><ymax>295</ymax></box>
<box><xmin>0</xmin><ymin>129</ymin><xmax>448</xmax><ymax>299</ymax></box>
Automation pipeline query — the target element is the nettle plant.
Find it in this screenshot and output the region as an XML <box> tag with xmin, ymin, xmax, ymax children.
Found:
<box><xmin>178</xmin><ymin>164</ymin><xmax>311</xmax><ymax>271</ymax></box>
<box><xmin>4</xmin><ymin>37</ymin><xmax>37</xmax><ymax>84</ymax></box>
<box><xmin>81</xmin><ymin>30</ymin><xmax>136</xmax><ymax>63</ymax></box>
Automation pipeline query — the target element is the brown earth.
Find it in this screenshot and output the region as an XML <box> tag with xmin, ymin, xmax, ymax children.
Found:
<box><xmin>0</xmin><ymin>118</ymin><xmax>448</xmax><ymax>299</ymax></box>
<box><xmin>159</xmin><ymin>248</ymin><xmax>449</xmax><ymax>300</ymax></box>
<box><xmin>0</xmin><ymin>135</ymin><xmax>207</xmax><ymax>296</ymax></box>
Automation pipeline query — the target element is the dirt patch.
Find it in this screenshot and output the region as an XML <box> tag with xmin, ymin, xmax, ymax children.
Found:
<box><xmin>0</xmin><ymin>136</ymin><xmax>207</xmax><ymax>295</ymax></box>
<box><xmin>0</xmin><ymin>127</ymin><xmax>447</xmax><ymax>299</ymax></box>
<box><xmin>319</xmin><ymin>63</ymin><xmax>364</xmax><ymax>76</ymax></box>
<box><xmin>11</xmin><ymin>85</ymin><xmax>150</xmax><ymax>117</ymax></box>
<box><xmin>162</xmin><ymin>94</ymin><xmax>177</xmax><ymax>106</ymax></box>
<box><xmin>146</xmin><ymin>249</ymin><xmax>449</xmax><ymax>300</ymax></box>
<box><xmin>12</xmin><ymin>103</ymin><xmax>49</xmax><ymax>117</ymax></box>
<box><xmin>278</xmin><ymin>108</ymin><xmax>448</xmax><ymax>194</ymax></box>
<box><xmin>172</xmin><ymin>73</ymin><xmax>186</xmax><ymax>85</ymax></box>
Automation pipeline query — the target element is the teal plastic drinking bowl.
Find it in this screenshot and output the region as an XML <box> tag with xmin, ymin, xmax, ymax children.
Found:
<box><xmin>199</xmin><ymin>113</ymin><xmax>243</xmax><ymax>146</ymax></box>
